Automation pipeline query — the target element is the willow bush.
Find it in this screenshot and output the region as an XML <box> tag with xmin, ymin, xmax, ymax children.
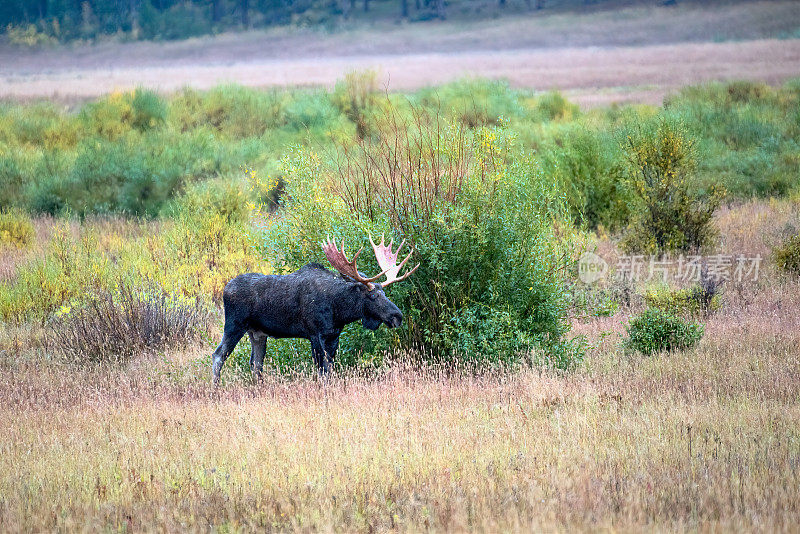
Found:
<box><xmin>620</xmin><ymin>118</ymin><xmax>723</xmax><ymax>254</ymax></box>
<box><xmin>260</xmin><ymin>105</ymin><xmax>585</xmax><ymax>369</ymax></box>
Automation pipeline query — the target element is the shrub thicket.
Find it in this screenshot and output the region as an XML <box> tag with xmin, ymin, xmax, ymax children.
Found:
<box><xmin>540</xmin><ymin>125</ymin><xmax>629</xmax><ymax>230</ymax></box>
<box><xmin>643</xmin><ymin>281</ymin><xmax>721</xmax><ymax>318</ymax></box>
<box><xmin>2</xmin><ymin>79</ymin><xmax>799</xmax><ymax>221</ymax></box>
<box><xmin>533</xmin><ymin>91</ymin><xmax>579</xmax><ymax>122</ymax></box>
<box><xmin>665</xmin><ymin>81</ymin><xmax>800</xmax><ymax>198</ymax></box>
<box><xmin>625</xmin><ymin>307</ymin><xmax>704</xmax><ymax>356</ymax></box>
<box><xmin>260</xmin><ymin>104</ymin><xmax>585</xmax><ymax>369</ymax></box>
<box><xmin>0</xmin><ymin>196</ymin><xmax>261</xmax><ymax>324</ymax></box>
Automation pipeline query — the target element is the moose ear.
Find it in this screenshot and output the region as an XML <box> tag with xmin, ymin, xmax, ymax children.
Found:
<box><xmin>350</xmin><ymin>282</ymin><xmax>367</xmax><ymax>294</ymax></box>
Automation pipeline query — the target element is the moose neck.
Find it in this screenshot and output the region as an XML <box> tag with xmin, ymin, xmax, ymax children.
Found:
<box><xmin>331</xmin><ymin>280</ymin><xmax>367</xmax><ymax>328</ymax></box>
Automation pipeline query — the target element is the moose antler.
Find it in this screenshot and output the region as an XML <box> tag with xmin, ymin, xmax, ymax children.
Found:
<box><xmin>369</xmin><ymin>234</ymin><xmax>420</xmax><ymax>288</ymax></box>
<box><xmin>322</xmin><ymin>237</ymin><xmax>389</xmax><ymax>290</ymax></box>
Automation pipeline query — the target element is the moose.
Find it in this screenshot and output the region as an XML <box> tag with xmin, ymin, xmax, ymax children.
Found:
<box><xmin>212</xmin><ymin>235</ymin><xmax>419</xmax><ymax>384</ymax></box>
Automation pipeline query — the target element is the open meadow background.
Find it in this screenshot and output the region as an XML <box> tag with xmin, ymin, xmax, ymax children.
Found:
<box><xmin>2</xmin><ymin>0</ymin><xmax>800</xmax><ymax>531</ymax></box>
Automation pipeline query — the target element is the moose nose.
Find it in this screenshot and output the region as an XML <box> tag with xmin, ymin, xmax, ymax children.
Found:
<box><xmin>389</xmin><ymin>313</ymin><xmax>403</xmax><ymax>328</ymax></box>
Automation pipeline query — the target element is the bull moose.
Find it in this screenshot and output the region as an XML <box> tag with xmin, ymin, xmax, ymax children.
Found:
<box><xmin>212</xmin><ymin>235</ymin><xmax>419</xmax><ymax>384</ymax></box>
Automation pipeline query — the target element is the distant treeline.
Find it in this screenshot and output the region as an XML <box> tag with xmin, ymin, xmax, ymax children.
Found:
<box><xmin>2</xmin><ymin>0</ymin><xmax>662</xmax><ymax>42</ymax></box>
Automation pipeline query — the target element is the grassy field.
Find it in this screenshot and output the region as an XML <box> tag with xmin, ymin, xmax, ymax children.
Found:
<box><xmin>2</xmin><ymin>1</ymin><xmax>800</xmax><ymax>522</ymax></box>
<box><xmin>1</xmin><ymin>199</ymin><xmax>799</xmax><ymax>531</ymax></box>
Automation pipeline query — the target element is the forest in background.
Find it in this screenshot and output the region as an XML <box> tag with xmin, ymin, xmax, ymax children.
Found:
<box><xmin>0</xmin><ymin>0</ymin><xmax>759</xmax><ymax>44</ymax></box>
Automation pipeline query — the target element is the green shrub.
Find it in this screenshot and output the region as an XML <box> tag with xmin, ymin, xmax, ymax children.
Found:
<box><xmin>417</xmin><ymin>79</ymin><xmax>524</xmax><ymax>128</ymax></box>
<box><xmin>620</xmin><ymin>118</ymin><xmax>723</xmax><ymax>254</ymax></box>
<box><xmin>773</xmin><ymin>233</ymin><xmax>800</xmax><ymax>275</ymax></box>
<box><xmin>0</xmin><ymin>209</ymin><xmax>34</xmax><ymax>248</ymax></box>
<box><xmin>725</xmin><ymin>80</ymin><xmax>772</xmax><ymax>104</ymax></box>
<box><xmin>624</xmin><ymin>308</ymin><xmax>704</xmax><ymax>356</ymax></box>
<box><xmin>0</xmin><ymin>156</ymin><xmax>27</xmax><ymax>210</ymax></box>
<box><xmin>285</xmin><ymin>90</ymin><xmax>340</xmax><ymax>131</ymax></box>
<box><xmin>332</xmin><ymin>70</ymin><xmax>380</xmax><ymax>139</ymax></box>
<box><xmin>169</xmin><ymin>86</ymin><xmax>288</xmax><ymax>139</ymax></box>
<box><xmin>170</xmin><ymin>178</ymin><xmax>250</xmax><ymax>224</ymax></box>
<box><xmin>130</xmin><ymin>89</ymin><xmax>167</xmax><ymax>131</ymax></box>
<box><xmin>30</xmin><ymin>131</ymin><xmax>217</xmax><ymax>216</ymax></box>
<box><xmin>226</xmin><ymin>336</ymin><xmax>312</xmax><ymax>380</ymax></box>
<box><xmin>643</xmin><ymin>282</ymin><xmax>721</xmax><ymax>317</ymax></box>
<box><xmin>79</xmin><ymin>89</ymin><xmax>166</xmax><ymax>139</ymax></box>
<box><xmin>0</xmin><ymin>103</ymin><xmax>64</xmax><ymax>147</ymax></box>
<box><xmin>260</xmin><ymin>105</ymin><xmax>584</xmax><ymax>370</ymax></box>
<box><xmin>540</xmin><ymin>125</ymin><xmax>629</xmax><ymax>230</ymax></box>
<box><xmin>534</xmin><ymin>91</ymin><xmax>579</xmax><ymax>122</ymax></box>
<box><xmin>664</xmin><ymin>81</ymin><xmax>799</xmax><ymax>199</ymax></box>
<box><xmin>720</xmin><ymin>108</ymin><xmax>781</xmax><ymax>150</ymax></box>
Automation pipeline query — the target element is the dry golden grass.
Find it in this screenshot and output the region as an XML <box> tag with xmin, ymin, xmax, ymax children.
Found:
<box><xmin>1</xmin><ymin>199</ymin><xmax>799</xmax><ymax>531</ymax></box>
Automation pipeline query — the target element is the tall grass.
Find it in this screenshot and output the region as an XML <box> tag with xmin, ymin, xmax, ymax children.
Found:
<box><xmin>1</xmin><ymin>308</ymin><xmax>799</xmax><ymax>530</ymax></box>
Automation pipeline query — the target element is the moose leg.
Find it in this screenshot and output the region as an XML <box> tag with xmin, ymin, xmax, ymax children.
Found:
<box><xmin>322</xmin><ymin>334</ymin><xmax>340</xmax><ymax>365</ymax></box>
<box><xmin>248</xmin><ymin>331</ymin><xmax>267</xmax><ymax>381</ymax></box>
<box><xmin>311</xmin><ymin>333</ymin><xmax>341</xmax><ymax>375</ymax></box>
<box><xmin>212</xmin><ymin>325</ymin><xmax>245</xmax><ymax>386</ymax></box>
<box><xmin>310</xmin><ymin>335</ymin><xmax>333</xmax><ymax>375</ymax></box>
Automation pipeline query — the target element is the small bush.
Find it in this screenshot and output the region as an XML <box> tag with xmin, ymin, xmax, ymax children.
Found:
<box><xmin>773</xmin><ymin>233</ymin><xmax>800</xmax><ymax>275</ymax></box>
<box><xmin>79</xmin><ymin>89</ymin><xmax>166</xmax><ymax>139</ymax></box>
<box><xmin>172</xmin><ymin>178</ymin><xmax>250</xmax><ymax>224</ymax></box>
<box><xmin>0</xmin><ymin>157</ymin><xmax>27</xmax><ymax>210</ymax></box>
<box><xmin>332</xmin><ymin>70</ymin><xmax>380</xmax><ymax>139</ymax></box>
<box><xmin>0</xmin><ymin>209</ymin><xmax>35</xmax><ymax>248</ymax></box>
<box><xmin>130</xmin><ymin>89</ymin><xmax>167</xmax><ymax>131</ymax></box>
<box><xmin>621</xmin><ymin>118</ymin><xmax>723</xmax><ymax>254</ymax></box>
<box><xmin>644</xmin><ymin>280</ymin><xmax>721</xmax><ymax>318</ymax></box>
<box><xmin>48</xmin><ymin>283</ymin><xmax>210</xmax><ymax>363</ymax></box>
<box><xmin>534</xmin><ymin>91</ymin><xmax>579</xmax><ymax>122</ymax></box>
<box><xmin>540</xmin><ymin>125</ymin><xmax>629</xmax><ymax>230</ymax></box>
<box><xmin>285</xmin><ymin>90</ymin><xmax>340</xmax><ymax>131</ymax></box>
<box><xmin>624</xmin><ymin>307</ymin><xmax>704</xmax><ymax>356</ymax></box>
<box><xmin>726</xmin><ymin>80</ymin><xmax>771</xmax><ymax>104</ymax></box>
<box><xmin>417</xmin><ymin>79</ymin><xmax>524</xmax><ymax>128</ymax></box>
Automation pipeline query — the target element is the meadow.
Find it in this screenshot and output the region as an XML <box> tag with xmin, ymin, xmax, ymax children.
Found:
<box><xmin>4</xmin><ymin>0</ymin><xmax>800</xmax><ymax>103</ymax></box>
<box><xmin>1</xmin><ymin>74</ymin><xmax>800</xmax><ymax>530</ymax></box>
